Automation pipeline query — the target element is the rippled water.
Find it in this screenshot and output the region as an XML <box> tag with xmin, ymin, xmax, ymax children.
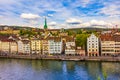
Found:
<box><xmin>0</xmin><ymin>59</ymin><xmax>120</xmax><ymax>80</ymax></box>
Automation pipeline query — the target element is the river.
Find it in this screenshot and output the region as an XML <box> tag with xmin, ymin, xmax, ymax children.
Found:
<box><xmin>0</xmin><ymin>58</ymin><xmax>119</xmax><ymax>80</ymax></box>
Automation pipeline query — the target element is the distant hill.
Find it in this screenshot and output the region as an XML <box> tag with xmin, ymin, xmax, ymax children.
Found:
<box><xmin>0</xmin><ymin>25</ymin><xmax>116</xmax><ymax>31</ymax></box>
<box><xmin>0</xmin><ymin>25</ymin><xmax>34</xmax><ymax>30</ymax></box>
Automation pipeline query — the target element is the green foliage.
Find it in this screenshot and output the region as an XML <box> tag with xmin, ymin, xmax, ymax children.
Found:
<box><xmin>76</xmin><ymin>29</ymin><xmax>82</xmax><ymax>34</ymax></box>
<box><xmin>76</xmin><ymin>33</ymin><xmax>90</xmax><ymax>49</ymax></box>
<box><xmin>19</xmin><ymin>29</ymin><xmax>37</xmax><ymax>38</ymax></box>
<box><xmin>66</xmin><ymin>30</ymin><xmax>76</xmax><ymax>36</ymax></box>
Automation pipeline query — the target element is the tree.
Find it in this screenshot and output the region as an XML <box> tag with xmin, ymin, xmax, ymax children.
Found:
<box><xmin>75</xmin><ymin>33</ymin><xmax>89</xmax><ymax>49</ymax></box>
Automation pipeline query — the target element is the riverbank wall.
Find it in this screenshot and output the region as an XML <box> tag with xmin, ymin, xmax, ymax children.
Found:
<box><xmin>0</xmin><ymin>55</ymin><xmax>120</xmax><ymax>62</ymax></box>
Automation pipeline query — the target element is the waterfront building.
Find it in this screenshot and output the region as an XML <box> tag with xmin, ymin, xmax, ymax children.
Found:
<box><xmin>0</xmin><ymin>39</ymin><xmax>17</xmax><ymax>55</ymax></box>
<box><xmin>42</xmin><ymin>39</ymin><xmax>49</xmax><ymax>55</ymax></box>
<box><xmin>65</xmin><ymin>36</ymin><xmax>76</xmax><ymax>55</ymax></box>
<box><xmin>48</xmin><ymin>37</ymin><xmax>62</xmax><ymax>55</ymax></box>
<box><xmin>31</xmin><ymin>39</ymin><xmax>42</xmax><ymax>55</ymax></box>
<box><xmin>0</xmin><ymin>40</ymin><xmax>9</xmax><ymax>55</ymax></box>
<box><xmin>113</xmin><ymin>33</ymin><xmax>120</xmax><ymax>55</ymax></box>
<box><xmin>76</xmin><ymin>47</ymin><xmax>85</xmax><ymax>56</ymax></box>
<box><xmin>87</xmin><ymin>33</ymin><xmax>99</xmax><ymax>56</ymax></box>
<box><xmin>100</xmin><ymin>33</ymin><xmax>115</xmax><ymax>56</ymax></box>
<box><xmin>18</xmin><ymin>40</ymin><xmax>30</xmax><ymax>55</ymax></box>
<box><xmin>9</xmin><ymin>39</ymin><xmax>18</xmax><ymax>54</ymax></box>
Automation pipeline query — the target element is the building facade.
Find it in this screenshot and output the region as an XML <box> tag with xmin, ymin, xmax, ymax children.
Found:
<box><xmin>31</xmin><ymin>39</ymin><xmax>42</xmax><ymax>55</ymax></box>
<box><xmin>48</xmin><ymin>37</ymin><xmax>62</xmax><ymax>54</ymax></box>
<box><xmin>100</xmin><ymin>33</ymin><xmax>115</xmax><ymax>56</ymax></box>
<box><xmin>18</xmin><ymin>40</ymin><xmax>30</xmax><ymax>55</ymax></box>
<box><xmin>65</xmin><ymin>37</ymin><xmax>76</xmax><ymax>55</ymax></box>
<box><xmin>42</xmin><ymin>40</ymin><xmax>49</xmax><ymax>55</ymax></box>
<box><xmin>87</xmin><ymin>33</ymin><xmax>99</xmax><ymax>56</ymax></box>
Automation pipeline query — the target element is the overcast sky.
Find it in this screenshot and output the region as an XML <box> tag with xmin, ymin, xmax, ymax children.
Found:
<box><xmin>0</xmin><ymin>0</ymin><xmax>120</xmax><ymax>29</ymax></box>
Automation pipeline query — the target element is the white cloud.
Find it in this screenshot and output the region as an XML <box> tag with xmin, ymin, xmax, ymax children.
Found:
<box><xmin>99</xmin><ymin>1</ymin><xmax>120</xmax><ymax>16</ymax></box>
<box><xmin>48</xmin><ymin>21</ymin><xmax>57</xmax><ymax>26</ymax></box>
<box><xmin>65</xmin><ymin>19</ymin><xmax>114</xmax><ymax>28</ymax></box>
<box><xmin>20</xmin><ymin>13</ymin><xmax>40</xmax><ymax>19</ymax></box>
<box><xmin>66</xmin><ymin>18</ymin><xmax>82</xmax><ymax>24</ymax></box>
<box><xmin>48</xmin><ymin>14</ymin><xmax>53</xmax><ymax>17</ymax></box>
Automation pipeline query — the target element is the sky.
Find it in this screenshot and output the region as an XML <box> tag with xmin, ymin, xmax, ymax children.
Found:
<box><xmin>0</xmin><ymin>0</ymin><xmax>120</xmax><ymax>29</ymax></box>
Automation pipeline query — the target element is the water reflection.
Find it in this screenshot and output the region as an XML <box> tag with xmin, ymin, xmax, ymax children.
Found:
<box><xmin>0</xmin><ymin>59</ymin><xmax>119</xmax><ymax>80</ymax></box>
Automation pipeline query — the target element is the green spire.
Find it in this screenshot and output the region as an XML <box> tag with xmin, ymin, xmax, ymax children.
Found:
<box><xmin>44</xmin><ymin>17</ymin><xmax>47</xmax><ymax>29</ymax></box>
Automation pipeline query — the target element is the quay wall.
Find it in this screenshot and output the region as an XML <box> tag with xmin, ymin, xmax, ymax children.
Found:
<box><xmin>0</xmin><ymin>55</ymin><xmax>120</xmax><ymax>62</ymax></box>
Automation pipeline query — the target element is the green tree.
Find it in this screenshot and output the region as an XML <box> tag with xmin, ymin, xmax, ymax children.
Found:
<box><xmin>76</xmin><ymin>33</ymin><xmax>89</xmax><ymax>49</ymax></box>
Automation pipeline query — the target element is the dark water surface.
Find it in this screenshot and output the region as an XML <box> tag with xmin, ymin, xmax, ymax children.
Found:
<box><xmin>0</xmin><ymin>58</ymin><xmax>120</xmax><ymax>80</ymax></box>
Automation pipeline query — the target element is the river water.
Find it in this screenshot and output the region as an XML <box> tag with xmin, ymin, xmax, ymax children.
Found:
<box><xmin>0</xmin><ymin>58</ymin><xmax>120</xmax><ymax>80</ymax></box>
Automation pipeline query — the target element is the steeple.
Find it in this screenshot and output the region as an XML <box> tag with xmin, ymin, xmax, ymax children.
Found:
<box><xmin>44</xmin><ymin>17</ymin><xmax>47</xmax><ymax>29</ymax></box>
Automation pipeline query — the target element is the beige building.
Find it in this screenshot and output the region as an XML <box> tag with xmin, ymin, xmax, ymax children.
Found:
<box><xmin>42</xmin><ymin>39</ymin><xmax>49</xmax><ymax>55</ymax></box>
<box><xmin>1</xmin><ymin>40</ymin><xmax>10</xmax><ymax>55</ymax></box>
<box><xmin>76</xmin><ymin>47</ymin><xmax>85</xmax><ymax>56</ymax></box>
<box><xmin>0</xmin><ymin>39</ymin><xmax>17</xmax><ymax>55</ymax></box>
<box><xmin>31</xmin><ymin>39</ymin><xmax>42</xmax><ymax>55</ymax></box>
<box><xmin>65</xmin><ymin>37</ymin><xmax>76</xmax><ymax>55</ymax></box>
<box><xmin>100</xmin><ymin>33</ymin><xmax>115</xmax><ymax>56</ymax></box>
<box><xmin>9</xmin><ymin>40</ymin><xmax>18</xmax><ymax>54</ymax></box>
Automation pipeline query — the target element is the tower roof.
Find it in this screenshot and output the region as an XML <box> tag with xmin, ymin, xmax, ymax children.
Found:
<box><xmin>44</xmin><ymin>17</ymin><xmax>47</xmax><ymax>29</ymax></box>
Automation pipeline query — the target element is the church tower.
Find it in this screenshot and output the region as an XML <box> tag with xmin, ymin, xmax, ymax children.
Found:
<box><xmin>44</xmin><ymin>17</ymin><xmax>47</xmax><ymax>29</ymax></box>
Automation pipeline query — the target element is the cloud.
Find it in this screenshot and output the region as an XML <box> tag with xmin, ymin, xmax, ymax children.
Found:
<box><xmin>0</xmin><ymin>0</ymin><xmax>120</xmax><ymax>29</ymax></box>
<box><xmin>20</xmin><ymin>13</ymin><xmax>40</xmax><ymax>19</ymax></box>
<box><xmin>48</xmin><ymin>21</ymin><xmax>57</xmax><ymax>26</ymax></box>
<box><xmin>99</xmin><ymin>1</ymin><xmax>120</xmax><ymax>17</ymax></box>
<box><xmin>48</xmin><ymin>14</ymin><xmax>53</xmax><ymax>17</ymax></box>
<box><xmin>65</xmin><ymin>19</ymin><xmax>114</xmax><ymax>28</ymax></box>
<box><xmin>66</xmin><ymin>18</ymin><xmax>82</xmax><ymax>25</ymax></box>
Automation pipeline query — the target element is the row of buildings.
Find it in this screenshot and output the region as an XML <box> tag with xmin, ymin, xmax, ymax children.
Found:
<box><xmin>1</xmin><ymin>30</ymin><xmax>120</xmax><ymax>57</ymax></box>
<box><xmin>0</xmin><ymin>35</ymin><xmax>78</xmax><ymax>56</ymax></box>
<box><xmin>87</xmin><ymin>31</ymin><xmax>120</xmax><ymax>56</ymax></box>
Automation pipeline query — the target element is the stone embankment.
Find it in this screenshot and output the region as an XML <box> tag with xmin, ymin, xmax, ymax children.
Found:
<box><xmin>0</xmin><ymin>55</ymin><xmax>120</xmax><ymax>62</ymax></box>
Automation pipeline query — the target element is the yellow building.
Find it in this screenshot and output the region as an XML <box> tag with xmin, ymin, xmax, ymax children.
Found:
<box><xmin>42</xmin><ymin>39</ymin><xmax>49</xmax><ymax>55</ymax></box>
<box><xmin>31</xmin><ymin>39</ymin><xmax>42</xmax><ymax>55</ymax></box>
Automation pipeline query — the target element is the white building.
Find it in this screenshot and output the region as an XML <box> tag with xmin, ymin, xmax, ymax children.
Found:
<box><xmin>48</xmin><ymin>37</ymin><xmax>62</xmax><ymax>54</ymax></box>
<box><xmin>18</xmin><ymin>40</ymin><xmax>30</xmax><ymax>55</ymax></box>
<box><xmin>87</xmin><ymin>33</ymin><xmax>99</xmax><ymax>56</ymax></box>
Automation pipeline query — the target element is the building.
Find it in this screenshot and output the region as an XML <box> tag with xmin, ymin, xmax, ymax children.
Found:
<box><xmin>0</xmin><ymin>39</ymin><xmax>17</xmax><ymax>55</ymax></box>
<box><xmin>87</xmin><ymin>33</ymin><xmax>99</xmax><ymax>56</ymax></box>
<box><xmin>42</xmin><ymin>39</ymin><xmax>49</xmax><ymax>55</ymax></box>
<box><xmin>100</xmin><ymin>33</ymin><xmax>115</xmax><ymax>56</ymax></box>
<box><xmin>18</xmin><ymin>40</ymin><xmax>30</xmax><ymax>55</ymax></box>
<box><xmin>9</xmin><ymin>39</ymin><xmax>18</xmax><ymax>54</ymax></box>
<box><xmin>0</xmin><ymin>39</ymin><xmax>10</xmax><ymax>55</ymax></box>
<box><xmin>113</xmin><ymin>33</ymin><xmax>120</xmax><ymax>55</ymax></box>
<box><xmin>31</xmin><ymin>39</ymin><xmax>42</xmax><ymax>55</ymax></box>
<box><xmin>48</xmin><ymin>37</ymin><xmax>62</xmax><ymax>55</ymax></box>
<box><xmin>65</xmin><ymin>36</ymin><xmax>76</xmax><ymax>55</ymax></box>
<box><xmin>76</xmin><ymin>47</ymin><xmax>85</xmax><ymax>56</ymax></box>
